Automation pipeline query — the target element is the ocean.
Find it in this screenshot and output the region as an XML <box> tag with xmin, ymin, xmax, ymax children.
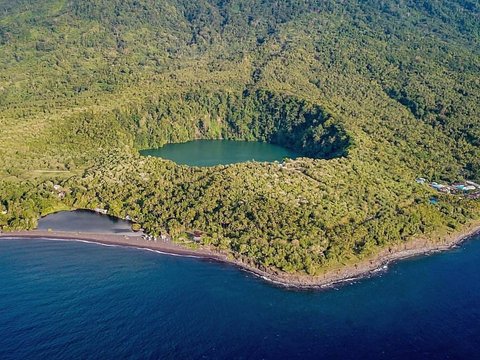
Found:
<box><xmin>1</xmin><ymin>236</ymin><xmax>479</xmax><ymax>359</ymax></box>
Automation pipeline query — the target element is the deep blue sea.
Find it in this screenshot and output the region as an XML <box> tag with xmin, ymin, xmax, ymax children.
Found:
<box><xmin>1</xmin><ymin>236</ymin><xmax>479</xmax><ymax>360</ymax></box>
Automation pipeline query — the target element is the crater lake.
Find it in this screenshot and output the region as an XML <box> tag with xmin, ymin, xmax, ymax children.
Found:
<box><xmin>140</xmin><ymin>140</ymin><xmax>300</xmax><ymax>166</ymax></box>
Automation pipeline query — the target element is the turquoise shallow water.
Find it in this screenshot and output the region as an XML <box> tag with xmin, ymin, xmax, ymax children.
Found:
<box><xmin>1</xmin><ymin>235</ymin><xmax>479</xmax><ymax>359</ymax></box>
<box><xmin>140</xmin><ymin>140</ymin><xmax>300</xmax><ymax>166</ymax></box>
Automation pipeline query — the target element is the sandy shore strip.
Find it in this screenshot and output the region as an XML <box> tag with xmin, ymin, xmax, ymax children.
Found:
<box><xmin>0</xmin><ymin>230</ymin><xmax>228</xmax><ymax>260</ymax></box>
<box><xmin>1</xmin><ymin>223</ymin><xmax>480</xmax><ymax>289</ymax></box>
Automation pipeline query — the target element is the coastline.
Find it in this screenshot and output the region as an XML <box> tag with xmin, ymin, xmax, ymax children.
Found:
<box><xmin>1</xmin><ymin>223</ymin><xmax>480</xmax><ymax>289</ymax></box>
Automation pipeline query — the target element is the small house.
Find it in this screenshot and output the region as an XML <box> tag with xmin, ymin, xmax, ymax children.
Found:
<box><xmin>439</xmin><ymin>187</ymin><xmax>451</xmax><ymax>194</ymax></box>
<box><xmin>466</xmin><ymin>181</ymin><xmax>480</xmax><ymax>188</ymax></box>
<box><xmin>468</xmin><ymin>192</ymin><xmax>480</xmax><ymax>200</ymax></box>
<box><xmin>160</xmin><ymin>234</ymin><xmax>170</xmax><ymax>242</ymax></box>
<box><xmin>190</xmin><ymin>230</ymin><xmax>203</xmax><ymax>242</ymax></box>
<box><xmin>94</xmin><ymin>208</ymin><xmax>108</xmax><ymax>215</ymax></box>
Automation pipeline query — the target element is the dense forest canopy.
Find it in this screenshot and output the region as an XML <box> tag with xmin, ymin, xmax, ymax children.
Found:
<box><xmin>0</xmin><ymin>0</ymin><xmax>479</xmax><ymax>275</ymax></box>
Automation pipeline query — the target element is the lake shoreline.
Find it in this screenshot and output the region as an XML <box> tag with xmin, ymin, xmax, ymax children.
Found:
<box><xmin>1</xmin><ymin>223</ymin><xmax>480</xmax><ymax>289</ymax></box>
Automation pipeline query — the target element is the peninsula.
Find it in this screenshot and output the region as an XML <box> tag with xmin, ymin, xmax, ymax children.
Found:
<box><xmin>1</xmin><ymin>0</ymin><xmax>479</xmax><ymax>283</ymax></box>
<box><xmin>2</xmin><ymin>217</ymin><xmax>479</xmax><ymax>288</ymax></box>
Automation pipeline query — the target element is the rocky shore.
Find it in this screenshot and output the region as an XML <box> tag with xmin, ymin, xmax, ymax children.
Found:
<box><xmin>2</xmin><ymin>222</ymin><xmax>480</xmax><ymax>289</ymax></box>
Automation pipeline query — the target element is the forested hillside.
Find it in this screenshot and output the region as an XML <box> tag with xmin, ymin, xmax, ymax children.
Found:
<box><xmin>1</xmin><ymin>0</ymin><xmax>479</xmax><ymax>275</ymax></box>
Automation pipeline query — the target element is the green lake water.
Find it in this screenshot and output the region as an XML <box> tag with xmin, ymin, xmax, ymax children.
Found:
<box><xmin>140</xmin><ymin>140</ymin><xmax>300</xmax><ymax>166</ymax></box>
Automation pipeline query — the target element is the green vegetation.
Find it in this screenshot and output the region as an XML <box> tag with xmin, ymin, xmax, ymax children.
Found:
<box><xmin>1</xmin><ymin>0</ymin><xmax>479</xmax><ymax>275</ymax></box>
